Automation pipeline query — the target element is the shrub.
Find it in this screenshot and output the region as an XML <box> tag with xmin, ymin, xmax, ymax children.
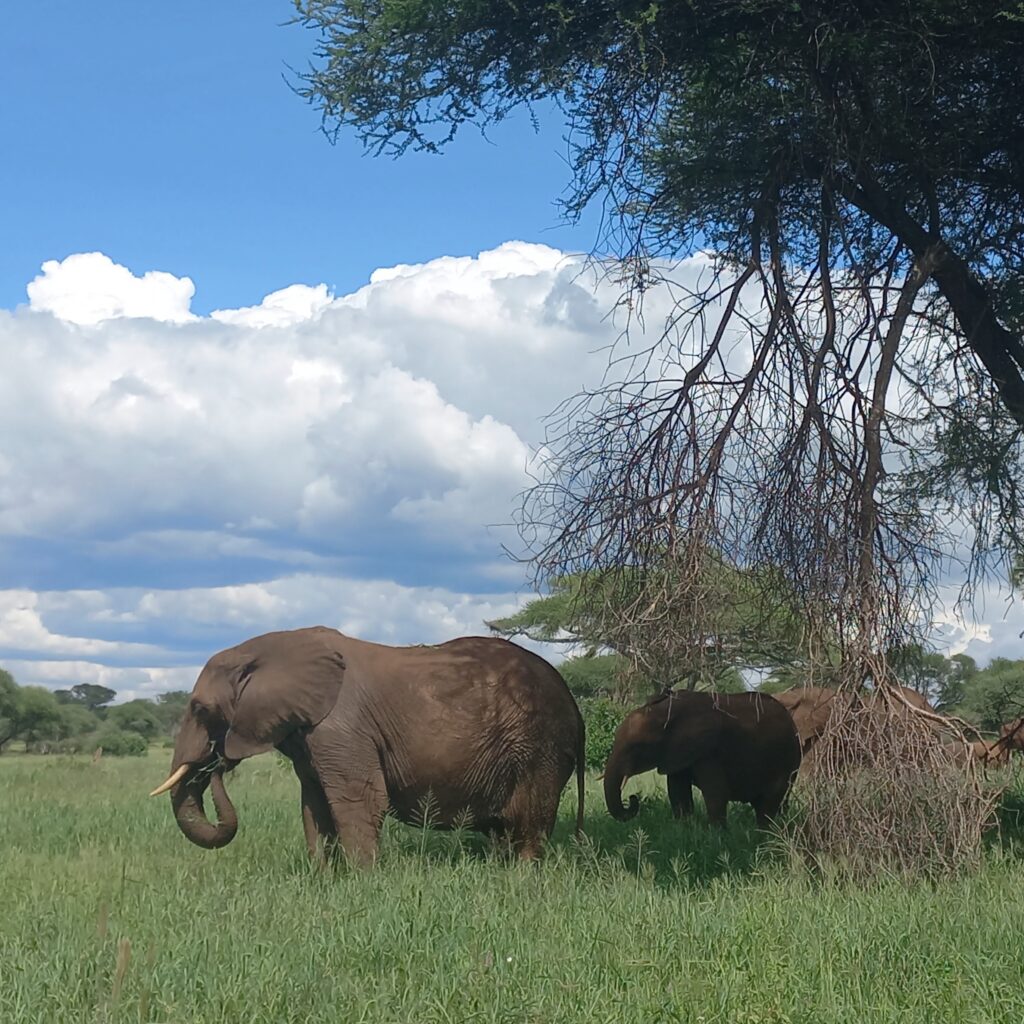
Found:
<box><xmin>578</xmin><ymin>696</ymin><xmax>625</xmax><ymax>769</ymax></box>
<box><xmin>92</xmin><ymin>728</ymin><xmax>148</xmax><ymax>757</ymax></box>
<box><xmin>787</xmin><ymin>691</ymin><xmax>1001</xmax><ymax>878</ymax></box>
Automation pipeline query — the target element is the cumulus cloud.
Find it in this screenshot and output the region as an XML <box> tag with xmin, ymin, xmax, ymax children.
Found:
<box><xmin>0</xmin><ymin>590</ymin><xmax>161</xmax><ymax>660</ymax></box>
<box><xmin>26</xmin><ymin>252</ymin><xmax>197</xmax><ymax>325</ymax></box>
<box><xmin>3</xmin><ymin>242</ymin><xmax>634</xmax><ymax>561</ymax></box>
<box><xmin>0</xmin><ymin>243</ymin><xmax>634</xmax><ymax>693</ymax></box>
<box><xmin>211</xmin><ymin>283</ymin><xmax>333</xmax><ymax>328</ymax></box>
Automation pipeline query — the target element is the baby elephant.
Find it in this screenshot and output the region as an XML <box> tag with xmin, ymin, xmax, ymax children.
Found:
<box><xmin>603</xmin><ymin>690</ymin><xmax>801</xmax><ymax>828</ymax></box>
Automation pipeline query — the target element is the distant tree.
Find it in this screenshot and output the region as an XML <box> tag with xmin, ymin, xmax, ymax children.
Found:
<box><xmin>55</xmin><ymin>684</ymin><xmax>116</xmax><ymax>715</ymax></box>
<box><xmin>152</xmin><ymin>691</ymin><xmax>190</xmax><ymax>735</ymax></box>
<box><xmin>557</xmin><ymin>653</ymin><xmax>626</xmax><ymax>699</ymax></box>
<box><xmin>57</xmin><ymin>704</ymin><xmax>100</xmax><ymax>740</ymax></box>
<box><xmin>489</xmin><ymin>559</ymin><xmax>803</xmax><ymax>695</ymax></box>
<box><xmin>107</xmin><ymin>699</ymin><xmax>161</xmax><ymax>739</ymax></box>
<box><xmin>888</xmin><ymin>645</ymin><xmax>978</xmax><ymax>711</ymax></box>
<box><xmin>15</xmin><ymin>687</ymin><xmax>63</xmax><ymax>747</ymax></box>
<box><xmin>0</xmin><ymin>669</ymin><xmax>19</xmax><ymax>751</ymax></box>
<box><xmin>957</xmin><ymin>658</ymin><xmax>1024</xmax><ymax>731</ymax></box>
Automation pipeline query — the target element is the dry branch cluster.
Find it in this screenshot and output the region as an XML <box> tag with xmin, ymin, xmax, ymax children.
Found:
<box><xmin>791</xmin><ymin>681</ymin><xmax>1001</xmax><ymax>878</ymax></box>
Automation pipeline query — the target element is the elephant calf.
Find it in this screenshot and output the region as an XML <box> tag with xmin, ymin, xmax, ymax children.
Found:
<box><xmin>150</xmin><ymin>627</ymin><xmax>585</xmax><ymax>865</ymax></box>
<box><xmin>603</xmin><ymin>690</ymin><xmax>801</xmax><ymax>829</ymax></box>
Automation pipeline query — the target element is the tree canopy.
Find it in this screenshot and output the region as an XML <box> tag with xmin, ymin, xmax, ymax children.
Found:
<box><xmin>295</xmin><ymin>1</ymin><xmax>1024</xmax><ymax>671</ymax></box>
<box><xmin>488</xmin><ymin>557</ymin><xmax>803</xmax><ymax>690</ymax></box>
<box><xmin>54</xmin><ymin>684</ymin><xmax>116</xmax><ymax>712</ymax></box>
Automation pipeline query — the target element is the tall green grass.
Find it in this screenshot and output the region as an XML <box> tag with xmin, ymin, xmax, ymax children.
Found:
<box><xmin>3</xmin><ymin>750</ymin><xmax>1024</xmax><ymax>1023</ymax></box>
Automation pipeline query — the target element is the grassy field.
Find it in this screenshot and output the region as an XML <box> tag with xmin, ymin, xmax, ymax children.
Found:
<box><xmin>3</xmin><ymin>750</ymin><xmax>1024</xmax><ymax>1023</ymax></box>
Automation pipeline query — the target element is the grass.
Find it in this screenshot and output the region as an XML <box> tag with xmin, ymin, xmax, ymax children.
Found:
<box><xmin>3</xmin><ymin>750</ymin><xmax>1024</xmax><ymax>1023</ymax></box>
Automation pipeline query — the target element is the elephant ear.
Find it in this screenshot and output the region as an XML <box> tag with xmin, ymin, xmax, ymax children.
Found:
<box><xmin>656</xmin><ymin>694</ymin><xmax>724</xmax><ymax>776</ymax></box>
<box><xmin>224</xmin><ymin>628</ymin><xmax>346</xmax><ymax>761</ymax></box>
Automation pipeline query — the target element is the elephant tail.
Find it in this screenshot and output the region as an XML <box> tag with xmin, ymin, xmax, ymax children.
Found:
<box><xmin>574</xmin><ymin>716</ymin><xmax>586</xmax><ymax>839</ymax></box>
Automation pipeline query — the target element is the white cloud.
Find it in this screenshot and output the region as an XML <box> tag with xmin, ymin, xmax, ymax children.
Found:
<box><xmin>1</xmin><ymin>244</ymin><xmax>627</xmax><ymax>693</ymax></box>
<box><xmin>0</xmin><ymin>590</ymin><xmax>160</xmax><ymax>659</ymax></box>
<box><xmin>26</xmin><ymin>252</ymin><xmax>197</xmax><ymax>325</ymax></box>
<box><xmin>211</xmin><ymin>283</ymin><xmax>333</xmax><ymax>328</ymax></box>
<box><xmin>2</xmin><ymin>243</ymin><xmax>628</xmax><ymax>553</ymax></box>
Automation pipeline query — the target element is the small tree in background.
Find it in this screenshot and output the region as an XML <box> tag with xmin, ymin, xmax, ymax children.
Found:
<box><xmin>0</xmin><ymin>670</ymin><xmax>20</xmax><ymax>752</ymax></box>
<box><xmin>107</xmin><ymin>699</ymin><xmax>162</xmax><ymax>739</ymax></box>
<box><xmin>15</xmin><ymin>687</ymin><xmax>63</xmax><ymax>749</ymax></box>
<box><xmin>54</xmin><ymin>684</ymin><xmax>116</xmax><ymax>716</ymax></box>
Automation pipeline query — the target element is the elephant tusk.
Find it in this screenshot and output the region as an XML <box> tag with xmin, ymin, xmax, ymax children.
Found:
<box><xmin>149</xmin><ymin>764</ymin><xmax>190</xmax><ymax>797</ymax></box>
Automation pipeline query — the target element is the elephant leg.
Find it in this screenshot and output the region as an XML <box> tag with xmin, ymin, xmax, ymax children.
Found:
<box><xmin>667</xmin><ymin>771</ymin><xmax>694</xmax><ymax>819</ymax></box>
<box><xmin>281</xmin><ymin>739</ymin><xmax>338</xmax><ymax>865</ymax></box>
<box><xmin>753</xmin><ymin>781</ymin><xmax>789</xmax><ymax>831</ymax></box>
<box><xmin>504</xmin><ymin>777</ymin><xmax>560</xmax><ymax>861</ymax></box>
<box><xmin>300</xmin><ymin>776</ymin><xmax>337</xmax><ymax>865</ymax></box>
<box><xmin>322</xmin><ymin>772</ymin><xmax>389</xmax><ymax>867</ymax></box>
<box><xmin>692</xmin><ymin>761</ymin><xmax>729</xmax><ymax>828</ymax></box>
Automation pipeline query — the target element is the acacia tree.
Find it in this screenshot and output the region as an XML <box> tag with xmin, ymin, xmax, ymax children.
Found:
<box><xmin>487</xmin><ymin>559</ymin><xmax>804</xmax><ymax>694</ymax></box>
<box><xmin>293</xmin><ymin>0</ymin><xmax>1021</xmax><ymax>869</ymax></box>
<box><xmin>294</xmin><ymin>0</ymin><xmax>1024</xmax><ymax>652</ymax></box>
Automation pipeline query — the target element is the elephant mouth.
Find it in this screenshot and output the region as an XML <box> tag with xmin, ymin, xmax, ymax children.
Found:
<box><xmin>150</xmin><ymin>750</ymin><xmax>233</xmax><ymax>796</ymax></box>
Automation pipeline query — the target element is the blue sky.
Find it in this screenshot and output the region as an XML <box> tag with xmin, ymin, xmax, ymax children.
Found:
<box><xmin>1</xmin><ymin>1</ymin><xmax>596</xmax><ymax>314</ymax></box>
<box><xmin>0</xmin><ymin>3</ymin><xmax>1012</xmax><ymax>700</ymax></box>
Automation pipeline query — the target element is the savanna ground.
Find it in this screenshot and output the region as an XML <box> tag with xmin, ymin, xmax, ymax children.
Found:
<box><xmin>4</xmin><ymin>751</ymin><xmax>1024</xmax><ymax>1023</ymax></box>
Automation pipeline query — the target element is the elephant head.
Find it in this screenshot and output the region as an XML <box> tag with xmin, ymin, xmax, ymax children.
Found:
<box><xmin>149</xmin><ymin>627</ymin><xmax>346</xmax><ymax>849</ymax></box>
<box><xmin>603</xmin><ymin>691</ymin><xmax>721</xmax><ymax>821</ymax></box>
<box><xmin>999</xmin><ymin>717</ymin><xmax>1024</xmax><ymax>754</ymax></box>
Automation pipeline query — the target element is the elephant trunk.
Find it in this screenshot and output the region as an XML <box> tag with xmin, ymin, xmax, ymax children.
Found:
<box><xmin>603</xmin><ymin>749</ymin><xmax>640</xmax><ymax>822</ymax></box>
<box><xmin>171</xmin><ymin>768</ymin><xmax>238</xmax><ymax>849</ymax></box>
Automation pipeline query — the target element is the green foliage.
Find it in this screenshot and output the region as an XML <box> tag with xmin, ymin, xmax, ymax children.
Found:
<box><xmin>152</xmin><ymin>690</ymin><xmax>189</xmax><ymax>733</ymax></box>
<box><xmin>0</xmin><ymin>669</ymin><xmax>18</xmax><ymax>747</ymax></box>
<box><xmin>92</xmin><ymin>728</ymin><xmax>148</xmax><ymax>757</ymax></box>
<box><xmin>107</xmin><ymin>699</ymin><xmax>161</xmax><ymax>739</ymax></box>
<box><xmin>577</xmin><ymin>696</ymin><xmax>624</xmax><ymax>769</ymax></box>
<box><xmin>0</xmin><ymin>667</ymin><xmax>179</xmax><ymax>753</ymax></box>
<box><xmin>489</xmin><ymin>576</ymin><xmax>595</xmax><ymax>649</ymax></box>
<box><xmin>957</xmin><ymin>657</ymin><xmax>1024</xmax><ymax>730</ymax></box>
<box><xmin>54</xmin><ymin>683</ymin><xmax>116</xmax><ymax>713</ymax></box>
<box><xmin>57</xmin><ymin>704</ymin><xmax>100</xmax><ymax>739</ymax></box>
<box><xmin>558</xmin><ymin>653</ymin><xmax>626</xmax><ymax>698</ymax></box>
<box><xmin>491</xmin><ymin>559</ymin><xmax>806</xmax><ymax>691</ymax></box>
<box><xmin>14</xmin><ymin>687</ymin><xmax>62</xmax><ymax>744</ymax></box>
<box><xmin>888</xmin><ymin>645</ymin><xmax>978</xmax><ymax>712</ymax></box>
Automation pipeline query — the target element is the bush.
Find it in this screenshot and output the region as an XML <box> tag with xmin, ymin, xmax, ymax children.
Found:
<box><xmin>92</xmin><ymin>728</ymin><xmax>148</xmax><ymax>757</ymax></box>
<box><xmin>578</xmin><ymin>696</ymin><xmax>625</xmax><ymax>769</ymax></box>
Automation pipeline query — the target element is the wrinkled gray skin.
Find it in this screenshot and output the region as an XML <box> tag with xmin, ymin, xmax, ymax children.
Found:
<box><xmin>160</xmin><ymin>627</ymin><xmax>585</xmax><ymax>865</ymax></box>
<box><xmin>603</xmin><ymin>690</ymin><xmax>801</xmax><ymax>829</ymax></box>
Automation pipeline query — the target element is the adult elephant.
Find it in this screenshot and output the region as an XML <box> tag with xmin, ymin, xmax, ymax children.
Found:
<box><xmin>772</xmin><ymin>686</ymin><xmax>849</xmax><ymax>759</ymax></box>
<box><xmin>603</xmin><ymin>690</ymin><xmax>801</xmax><ymax>829</ymax></box>
<box><xmin>999</xmin><ymin>717</ymin><xmax>1024</xmax><ymax>755</ymax></box>
<box><xmin>774</xmin><ymin>684</ymin><xmax>937</xmax><ymax>765</ymax></box>
<box><xmin>150</xmin><ymin>627</ymin><xmax>585</xmax><ymax>865</ymax></box>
